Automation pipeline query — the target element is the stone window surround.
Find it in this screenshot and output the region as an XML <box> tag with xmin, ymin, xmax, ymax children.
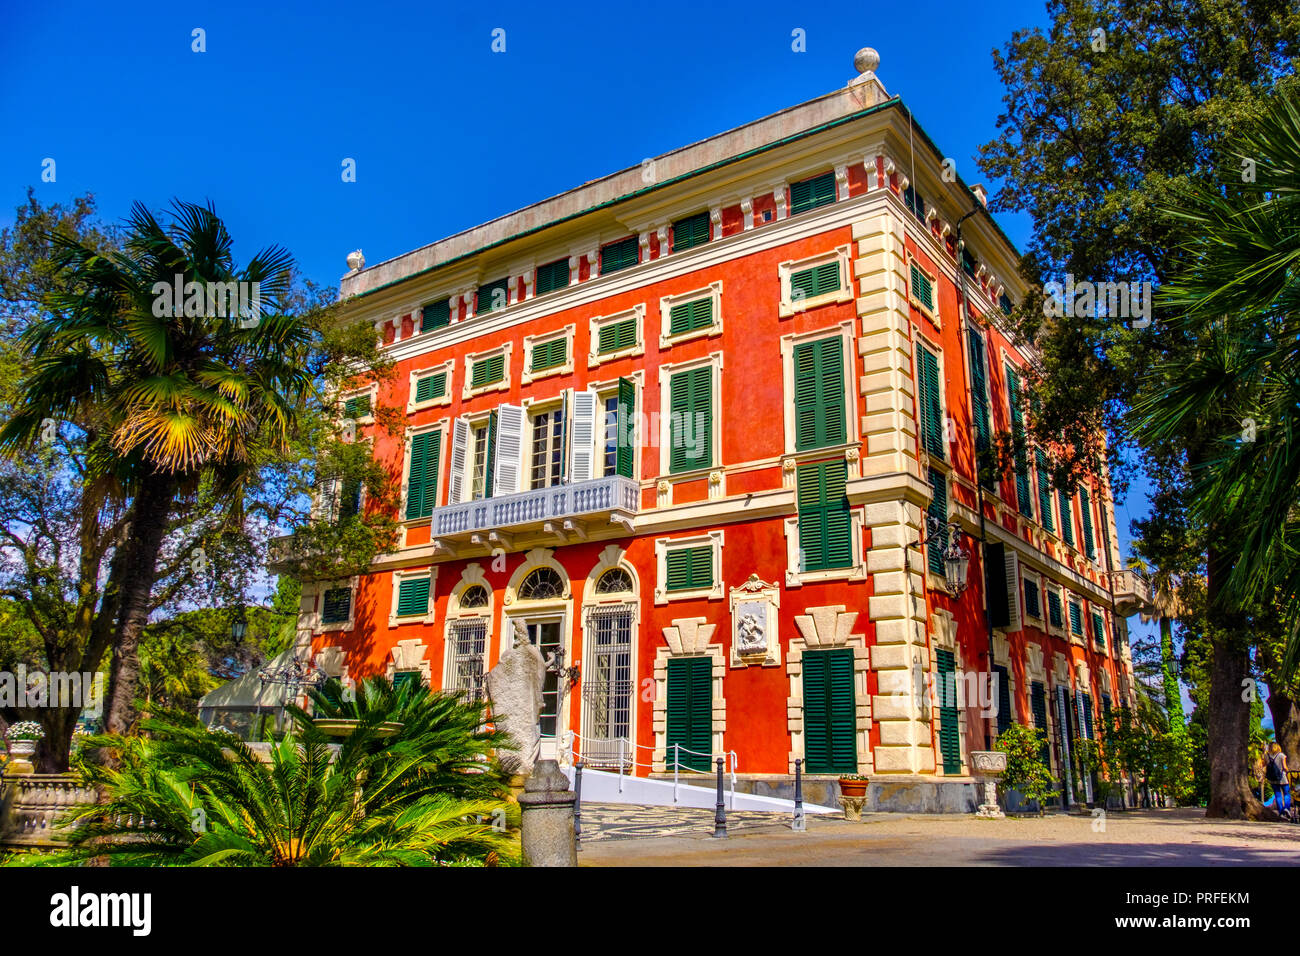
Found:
<box><xmin>654</xmin><ymin>530</ymin><xmax>725</xmax><ymax>605</ymax></box>
<box><xmin>521</xmin><ymin>323</ymin><xmax>576</xmax><ymax>385</ymax></box>
<box><xmin>656</xmin><ymin>351</ymin><xmax>724</xmax><ymax>481</ymax></box>
<box><xmin>387</xmin><ymin>637</ymin><xmax>432</xmax><ymax>686</ymax></box>
<box><xmin>658</xmin><ymin>280</ymin><xmax>724</xmax><ymax>349</ymax></box>
<box><xmin>651</xmin><ymin>618</ymin><xmax>726</xmax><ymax>774</ymax></box>
<box><xmin>339</xmin><ymin>382</ymin><xmax>379</xmax><ymax>426</ymax></box>
<box><xmin>781</xmin><ymin>459</ymin><xmax>868</xmax><ymax>588</ymax></box>
<box><xmin>928</xmin><ymin>608</ymin><xmax>968</xmax><ymax>777</ymax></box>
<box><xmin>399</xmin><ymin>420</ymin><xmax>448</xmax><ymax>526</ymax></box>
<box><xmin>312</xmin><ymin>576</ymin><xmax>359</xmax><ymax>634</ymax></box>
<box><xmin>407</xmin><ymin>358</ymin><xmax>455</xmax><ymax>413</ymax></box>
<box><xmin>461</xmin><ymin>341</ymin><xmax>513</xmax><ymax>400</ymax></box>
<box><xmin>587</xmin><ymin>303</ymin><xmax>646</xmax><ymax>367</ymax></box>
<box><xmin>579</xmin><ymin>544</ymin><xmax>642</xmax><ymax>760</ymax></box>
<box><xmin>778</xmin><ymin>244</ymin><xmax>854</xmax><ymax>318</ymax></box>
<box><xmin>389</xmin><ymin>566</ymin><xmax>437</xmax><ymax>628</ymax></box>
<box><xmin>501</xmin><ymin>550</ymin><xmax>574</xmax><ymax>754</ymax></box>
<box><xmin>444</xmin><ymin>562</ymin><xmax>494</xmax><ymax>692</ymax></box>
<box><xmin>778</xmin><ymin>320</ymin><xmax>859</xmax><ymax>458</ymax></box>
<box><xmin>906</xmin><ymin>252</ymin><xmax>940</xmax><ymax>327</ymax></box>
<box><xmin>912</xmin><ymin>330</ymin><xmax>949</xmax><ymax>472</ymax></box>
<box><xmin>784</xmin><ymin>605</ymin><xmax>871</xmax><ymax>775</ymax></box>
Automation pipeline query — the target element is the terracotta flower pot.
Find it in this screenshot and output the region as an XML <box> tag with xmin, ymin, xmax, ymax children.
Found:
<box><xmin>839</xmin><ymin>777</ymin><xmax>868</xmax><ymax>798</ymax></box>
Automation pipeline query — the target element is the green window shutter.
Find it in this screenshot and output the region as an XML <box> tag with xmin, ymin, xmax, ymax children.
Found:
<box><xmin>615</xmin><ymin>377</ymin><xmax>636</xmax><ymax>478</ymax></box>
<box><xmin>1023</xmin><ymin>579</ymin><xmax>1040</xmax><ymax>618</ymax></box>
<box><xmin>802</xmin><ymin>648</ymin><xmax>857</xmax><ymax>773</ymax></box>
<box><xmin>1081</xmin><ymin>692</ymin><xmax>1095</xmax><ymax>740</ymax></box>
<box><xmin>665</xmin><ymin>546</ymin><xmax>713</xmax><ymax>592</ymax></box>
<box><xmin>1030</xmin><ymin>682</ymin><xmax>1051</xmax><ymax>765</ymax></box>
<box><xmin>535</xmin><ymin>258</ymin><xmax>570</xmax><ymax>295</ymax></box>
<box><xmin>1007</xmin><ymin>366</ymin><xmax>1032</xmax><ymax>515</ymax></box>
<box><xmin>797</xmin><ymin>459</ymin><xmax>852</xmax><ymax>573</ymax></box>
<box><xmin>322</xmin><ymin>587</ymin><xmax>351</xmax><ymax>625</ymax></box>
<box><xmin>793</xmin><ymin>338</ymin><xmax>846</xmax><ymax>452</ymax></box>
<box><xmin>1080</xmin><ymin>487</ymin><xmax>1096</xmax><ymax>559</ymax></box>
<box><xmin>598</xmin><ymin>317</ymin><xmax>638</xmax><ymax>354</ymax></box>
<box><xmin>668</xmin><ymin>296</ymin><xmax>714</xmax><ymax>335</ymax></box>
<box><xmin>672</xmin><ymin>211</ymin><xmax>711</xmax><ymax>252</ymax></box>
<box><xmin>926</xmin><ymin>468</ymin><xmax>947</xmax><ymax>575</ymax></box>
<box><xmin>935</xmin><ymin>649</ymin><xmax>962</xmax><ymax>774</ymax></box>
<box><xmin>993</xmin><ymin>664</ymin><xmax>1012</xmax><ymax>737</ymax></box>
<box><xmin>1092</xmin><ymin>611</ymin><xmax>1106</xmax><ymax>648</ymax></box>
<box><xmin>476</xmin><ymin>278</ymin><xmax>510</xmax><ymax>315</ymax></box>
<box><xmin>790</xmin><ymin>261</ymin><xmax>842</xmax><ymax>301</ymax></box>
<box><xmin>531</xmin><ymin>337</ymin><xmax>567</xmax><ymax>372</ymax></box>
<box><xmin>338</xmin><ymin>476</ymin><xmax>361</xmax><ymax>521</ymax></box>
<box><xmin>909</xmin><ymin>262</ymin><xmax>935</xmax><ymax>312</ymax></box>
<box><xmin>917</xmin><ymin>345</ymin><xmax>944</xmax><ymax>459</ymax></box>
<box><xmin>395</xmin><ymin>576</ymin><xmax>431</xmax><ymax>618</ymax></box>
<box><xmin>600</xmin><ymin>237</ymin><xmax>639</xmax><ymax>274</ymax></box>
<box><xmin>666</xmin><ymin>657</ymin><xmax>712</xmax><ymax>772</ymax></box>
<box><xmin>1068</xmin><ymin>600</ymin><xmax>1083</xmax><ymax>636</ymax></box>
<box><xmin>904</xmin><ymin>184</ymin><xmax>925</xmax><ymax>221</ymax></box>
<box><xmin>1058</xmin><ymin>489</ymin><xmax>1075</xmax><ymax>546</ymax></box>
<box><xmin>405</xmin><ymin>430</ymin><xmax>442</xmax><ymax>519</ymax></box>
<box><xmin>790</xmin><ymin>172</ymin><xmax>836</xmax><ymax>214</ymax></box>
<box><xmin>414</xmin><ymin>371</ymin><xmax>446</xmax><ymax>404</ymax></box>
<box><xmin>668</xmin><ymin>366</ymin><xmax>712</xmax><ymax>473</ymax></box>
<box><xmin>471</xmin><ymin>353</ymin><xmax>506</xmax><ymax>389</ymax></box>
<box><xmin>1047</xmin><ymin>591</ymin><xmax>1063</xmax><ymax>628</ymax></box>
<box><xmin>393</xmin><ymin>670</ymin><xmax>421</xmax><ymax>692</ymax></box>
<box><xmin>967</xmin><ymin>327</ymin><xmax>993</xmax><ymax>489</ymax></box>
<box><xmin>1036</xmin><ymin>451</ymin><xmax>1055</xmax><ymax>533</ymax></box>
<box><xmin>343</xmin><ymin>394</ymin><xmax>371</xmax><ymax>419</ymax></box>
<box><xmin>961</xmin><ymin>247</ymin><xmax>976</xmax><ymax>277</ymax></box>
<box><xmin>421</xmin><ymin>298</ymin><xmax>451</xmax><ymax>332</ymax></box>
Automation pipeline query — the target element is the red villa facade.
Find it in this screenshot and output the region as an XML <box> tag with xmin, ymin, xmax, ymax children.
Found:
<box><xmin>279</xmin><ymin>53</ymin><xmax>1142</xmax><ymax>809</ymax></box>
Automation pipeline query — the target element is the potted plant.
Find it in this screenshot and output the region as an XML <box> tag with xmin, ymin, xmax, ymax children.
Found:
<box><xmin>5</xmin><ymin>721</ymin><xmax>44</xmax><ymax>772</ymax></box>
<box><xmin>838</xmin><ymin>773</ymin><xmax>868</xmax><ymax>797</ymax></box>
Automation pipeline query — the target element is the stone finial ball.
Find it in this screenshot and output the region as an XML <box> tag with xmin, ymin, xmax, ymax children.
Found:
<box><xmin>346</xmin><ymin>249</ymin><xmax>365</xmax><ymax>271</ymax></box>
<box><xmin>854</xmin><ymin>48</ymin><xmax>880</xmax><ymax>75</ymax></box>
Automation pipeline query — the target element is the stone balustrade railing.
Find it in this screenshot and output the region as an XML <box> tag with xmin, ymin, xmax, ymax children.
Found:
<box><xmin>1</xmin><ymin>773</ymin><xmax>98</xmax><ymax>847</ymax></box>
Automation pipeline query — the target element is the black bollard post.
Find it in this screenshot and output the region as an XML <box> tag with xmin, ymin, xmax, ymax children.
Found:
<box><xmin>713</xmin><ymin>757</ymin><xmax>728</xmax><ymax>838</ymax></box>
<box><xmin>574</xmin><ymin>760</ymin><xmax>584</xmax><ymax>843</ymax></box>
<box><xmin>793</xmin><ymin>757</ymin><xmax>805</xmax><ymax>831</ymax></box>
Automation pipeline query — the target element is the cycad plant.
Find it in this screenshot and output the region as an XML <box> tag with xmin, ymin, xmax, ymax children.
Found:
<box><xmin>297</xmin><ymin>675</ymin><xmax>511</xmax><ymax>803</ymax></box>
<box><xmin>51</xmin><ymin>710</ymin><xmax>516</xmax><ymax>867</ymax></box>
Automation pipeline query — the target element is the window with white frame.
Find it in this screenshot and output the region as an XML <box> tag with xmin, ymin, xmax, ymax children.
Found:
<box><xmin>522</xmin><ymin>325</ymin><xmax>575</xmax><ymax>383</ymax></box>
<box><xmin>589</xmin><ymin>304</ymin><xmax>645</xmax><ymax>366</ymax></box>
<box><xmin>659</xmin><ymin>282</ymin><xmax>723</xmax><ymax>348</ymax></box>
<box><xmin>391</xmin><ymin>569</ymin><xmax>434</xmax><ymax>625</ymax></box>
<box><xmin>908</xmin><ymin>257</ymin><xmax>938</xmax><ymax>324</ymax></box>
<box><xmin>658</xmin><ymin>354</ymin><xmax>722</xmax><ymax>477</ymax></box>
<box><xmin>778</xmin><ymin>245</ymin><xmax>853</xmax><ymax>317</ymax></box>
<box><xmin>462</xmin><ymin>343</ymin><xmax>512</xmax><ymax>399</ymax></box>
<box><xmin>655</xmin><ymin>532</ymin><xmax>724</xmax><ymax>604</ymax></box>
<box><xmin>446</xmin><ymin>618</ymin><xmax>487</xmax><ymax>699</ymax></box>
<box><xmin>408</xmin><ymin>361</ymin><xmax>453</xmax><ymax>412</ymax></box>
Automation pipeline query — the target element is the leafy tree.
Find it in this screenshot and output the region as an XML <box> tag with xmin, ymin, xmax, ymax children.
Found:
<box><xmin>978</xmin><ymin>0</ymin><xmax>1300</xmax><ymax>818</ymax></box>
<box><xmin>0</xmin><ymin>196</ymin><xmax>399</xmax><ymax>767</ymax></box>
<box><xmin>995</xmin><ymin>724</ymin><xmax>1057</xmax><ymax>813</ymax></box>
<box><xmin>52</xmin><ymin>711</ymin><xmax>515</xmax><ymax>866</ymax></box>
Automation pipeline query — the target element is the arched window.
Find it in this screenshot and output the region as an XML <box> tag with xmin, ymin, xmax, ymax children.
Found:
<box><xmin>595</xmin><ymin>567</ymin><xmax>634</xmax><ymax>595</ymax></box>
<box><xmin>518</xmin><ymin>567</ymin><xmax>565</xmax><ymax>601</ymax></box>
<box><xmin>459</xmin><ymin>584</ymin><xmax>489</xmax><ymax>609</ymax></box>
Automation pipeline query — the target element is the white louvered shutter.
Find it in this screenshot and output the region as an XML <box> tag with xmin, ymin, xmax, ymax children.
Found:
<box><xmin>493</xmin><ymin>404</ymin><xmax>525</xmax><ymax>497</ymax></box>
<box><xmin>569</xmin><ymin>391</ymin><xmax>597</xmax><ymax>483</ymax></box>
<box><xmin>447</xmin><ymin>418</ymin><xmax>470</xmax><ymax>504</ymax></box>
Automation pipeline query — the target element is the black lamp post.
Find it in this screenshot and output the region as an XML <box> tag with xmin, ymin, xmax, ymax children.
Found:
<box><xmin>918</xmin><ymin>514</ymin><xmax>972</xmax><ymax>597</ymax></box>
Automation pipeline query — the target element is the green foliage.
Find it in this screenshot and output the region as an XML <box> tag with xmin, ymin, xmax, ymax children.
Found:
<box><xmin>995</xmin><ymin>724</ymin><xmax>1057</xmax><ymax>813</ymax></box>
<box><xmin>46</xmin><ymin>708</ymin><xmax>517</xmax><ymax>867</ymax></box>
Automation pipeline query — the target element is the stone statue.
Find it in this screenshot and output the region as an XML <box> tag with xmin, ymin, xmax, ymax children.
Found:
<box><xmin>485</xmin><ymin>622</ymin><xmax>547</xmax><ymax>778</ymax></box>
<box><xmin>736</xmin><ymin>613</ymin><xmax>766</xmax><ymax>655</ymax></box>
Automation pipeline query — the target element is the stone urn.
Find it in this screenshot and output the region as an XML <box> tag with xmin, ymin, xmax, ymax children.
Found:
<box><xmin>5</xmin><ymin>739</ymin><xmax>38</xmax><ymax>775</ymax></box>
<box><xmin>969</xmin><ymin>750</ymin><xmax>1007</xmax><ymax>819</ymax></box>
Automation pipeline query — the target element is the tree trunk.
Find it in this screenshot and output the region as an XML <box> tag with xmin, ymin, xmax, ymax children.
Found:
<box><xmin>37</xmin><ymin>706</ymin><xmax>81</xmax><ymax>773</ymax></box>
<box><xmin>1204</xmin><ymin>544</ymin><xmax>1268</xmax><ymax>819</ymax></box>
<box><xmin>1159</xmin><ymin>616</ymin><xmax>1186</xmax><ymax>736</ymax></box>
<box><xmin>105</xmin><ymin>477</ymin><xmax>175</xmax><ymax>735</ymax></box>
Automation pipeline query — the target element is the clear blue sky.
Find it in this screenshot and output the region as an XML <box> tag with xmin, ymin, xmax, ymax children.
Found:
<box><xmin>1</xmin><ymin>0</ymin><xmax>1168</xmax><ymax>671</ymax></box>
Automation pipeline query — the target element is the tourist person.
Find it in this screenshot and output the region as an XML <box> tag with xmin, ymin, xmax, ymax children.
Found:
<box><xmin>1266</xmin><ymin>743</ymin><xmax>1293</xmax><ymax>821</ymax></box>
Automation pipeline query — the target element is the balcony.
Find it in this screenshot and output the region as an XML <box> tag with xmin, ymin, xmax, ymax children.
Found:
<box><xmin>428</xmin><ymin>474</ymin><xmax>639</xmax><ymax>557</ymax></box>
<box><xmin>1110</xmin><ymin>568</ymin><xmax>1151</xmax><ymax>617</ymax></box>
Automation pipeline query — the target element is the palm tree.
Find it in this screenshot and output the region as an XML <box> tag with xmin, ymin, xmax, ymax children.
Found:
<box><xmin>1130</xmin><ymin>88</ymin><xmax>1300</xmax><ymax>817</ymax></box>
<box><xmin>0</xmin><ymin>200</ymin><xmax>310</xmax><ymax>735</ymax></box>
<box><xmin>1126</xmin><ymin>554</ymin><xmax>1189</xmax><ymax>738</ymax></box>
<box><xmin>54</xmin><ymin>712</ymin><xmax>516</xmax><ymax>866</ymax></box>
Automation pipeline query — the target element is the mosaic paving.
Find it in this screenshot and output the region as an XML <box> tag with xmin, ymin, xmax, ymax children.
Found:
<box><xmin>575</xmin><ymin>802</ymin><xmax>834</xmax><ymax>844</ymax></box>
